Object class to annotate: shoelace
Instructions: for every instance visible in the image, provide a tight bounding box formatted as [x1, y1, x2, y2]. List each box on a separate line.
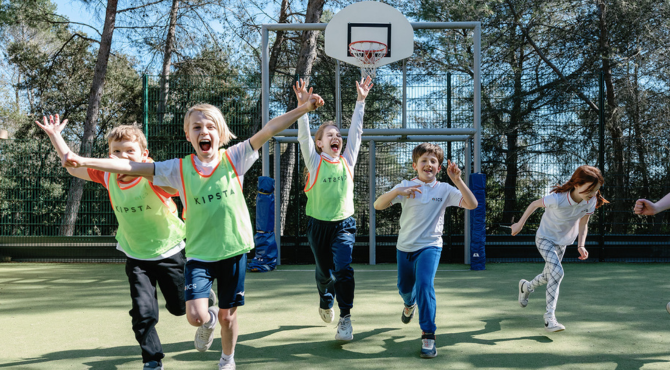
[336, 317, 352, 330]
[422, 339, 434, 349]
[198, 325, 213, 341]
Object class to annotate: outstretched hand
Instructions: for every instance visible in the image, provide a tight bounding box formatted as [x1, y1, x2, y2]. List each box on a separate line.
[634, 199, 658, 216]
[292, 78, 324, 112]
[446, 159, 462, 183]
[356, 76, 374, 101]
[35, 114, 68, 136]
[62, 151, 84, 168]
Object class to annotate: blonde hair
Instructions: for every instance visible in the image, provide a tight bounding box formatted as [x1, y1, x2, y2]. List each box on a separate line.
[183, 103, 236, 146]
[106, 124, 147, 151]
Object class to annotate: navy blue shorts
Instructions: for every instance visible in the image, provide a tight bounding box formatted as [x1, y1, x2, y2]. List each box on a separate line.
[184, 253, 247, 309]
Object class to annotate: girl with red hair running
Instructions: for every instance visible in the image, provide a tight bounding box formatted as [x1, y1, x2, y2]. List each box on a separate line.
[510, 165, 608, 332]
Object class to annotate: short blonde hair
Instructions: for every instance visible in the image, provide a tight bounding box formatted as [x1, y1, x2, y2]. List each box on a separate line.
[183, 104, 236, 147]
[107, 124, 147, 151]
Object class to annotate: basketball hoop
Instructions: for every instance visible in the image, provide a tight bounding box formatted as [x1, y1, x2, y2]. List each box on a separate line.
[348, 41, 387, 79]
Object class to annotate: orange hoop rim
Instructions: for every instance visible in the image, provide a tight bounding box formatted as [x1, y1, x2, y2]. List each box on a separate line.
[348, 40, 388, 58]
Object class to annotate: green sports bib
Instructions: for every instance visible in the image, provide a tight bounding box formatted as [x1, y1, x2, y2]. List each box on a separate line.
[108, 175, 185, 259]
[305, 157, 355, 221]
[180, 149, 254, 261]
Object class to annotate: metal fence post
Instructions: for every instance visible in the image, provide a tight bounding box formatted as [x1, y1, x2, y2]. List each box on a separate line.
[142, 74, 148, 139]
[336, 61, 342, 128]
[369, 140, 376, 265]
[402, 60, 407, 129]
[599, 70, 605, 261]
[464, 138, 471, 264]
[447, 72, 452, 160]
[274, 140, 281, 265]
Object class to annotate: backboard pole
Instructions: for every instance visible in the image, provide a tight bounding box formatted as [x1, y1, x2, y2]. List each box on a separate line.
[402, 59, 407, 129]
[336, 60, 342, 128]
[464, 138, 472, 264]
[274, 140, 281, 265]
[369, 140, 376, 265]
[262, 25, 270, 177]
[474, 23, 482, 173]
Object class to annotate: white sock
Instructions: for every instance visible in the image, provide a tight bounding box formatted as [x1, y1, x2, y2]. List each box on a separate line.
[204, 310, 217, 329]
[221, 351, 235, 363]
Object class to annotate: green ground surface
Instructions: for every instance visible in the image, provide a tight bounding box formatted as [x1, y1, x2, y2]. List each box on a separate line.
[1, 263, 669, 370]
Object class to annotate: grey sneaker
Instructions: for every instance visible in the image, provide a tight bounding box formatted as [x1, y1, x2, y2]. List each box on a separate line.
[194, 306, 219, 352]
[218, 359, 235, 370]
[518, 279, 531, 308]
[401, 303, 417, 324]
[335, 315, 353, 341]
[319, 307, 334, 323]
[420, 332, 437, 358]
[143, 361, 164, 369]
[544, 314, 565, 332]
[209, 289, 218, 307]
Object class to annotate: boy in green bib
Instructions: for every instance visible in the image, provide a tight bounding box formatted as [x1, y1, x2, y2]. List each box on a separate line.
[62, 83, 324, 370]
[36, 117, 205, 370]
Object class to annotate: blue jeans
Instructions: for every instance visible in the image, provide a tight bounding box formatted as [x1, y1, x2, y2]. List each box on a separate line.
[307, 216, 356, 314]
[397, 246, 441, 333]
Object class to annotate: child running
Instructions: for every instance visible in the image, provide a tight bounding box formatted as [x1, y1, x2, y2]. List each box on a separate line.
[373, 143, 477, 358]
[634, 193, 670, 313]
[296, 76, 372, 341]
[511, 165, 608, 332]
[35, 116, 207, 370]
[63, 82, 324, 370]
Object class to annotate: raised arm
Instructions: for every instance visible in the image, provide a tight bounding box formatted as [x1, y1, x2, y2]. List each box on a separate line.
[63, 152, 155, 179]
[635, 193, 670, 215]
[446, 160, 478, 210]
[343, 77, 373, 167]
[510, 198, 545, 236]
[576, 214, 590, 260]
[249, 79, 324, 151]
[35, 114, 91, 181]
[374, 185, 422, 210]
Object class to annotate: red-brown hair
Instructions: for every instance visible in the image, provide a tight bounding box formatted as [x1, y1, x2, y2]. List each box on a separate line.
[551, 165, 609, 208]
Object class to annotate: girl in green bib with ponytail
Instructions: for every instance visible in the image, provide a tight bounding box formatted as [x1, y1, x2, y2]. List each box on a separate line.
[295, 76, 373, 341]
[63, 84, 324, 370]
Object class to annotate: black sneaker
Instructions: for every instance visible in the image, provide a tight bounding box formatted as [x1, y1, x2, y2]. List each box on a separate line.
[401, 303, 417, 324]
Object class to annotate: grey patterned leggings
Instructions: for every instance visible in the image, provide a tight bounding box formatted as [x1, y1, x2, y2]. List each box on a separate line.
[529, 237, 566, 315]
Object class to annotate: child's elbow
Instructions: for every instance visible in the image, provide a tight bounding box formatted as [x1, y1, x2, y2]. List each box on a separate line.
[466, 200, 479, 210]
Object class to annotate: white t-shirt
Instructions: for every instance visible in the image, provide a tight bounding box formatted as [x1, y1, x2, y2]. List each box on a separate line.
[298, 101, 365, 189]
[152, 140, 259, 211]
[390, 178, 464, 252]
[537, 191, 596, 246]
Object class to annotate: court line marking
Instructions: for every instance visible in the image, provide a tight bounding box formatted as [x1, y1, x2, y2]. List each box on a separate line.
[274, 269, 471, 272]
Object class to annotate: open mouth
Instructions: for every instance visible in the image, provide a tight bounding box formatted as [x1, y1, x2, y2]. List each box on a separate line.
[330, 142, 340, 152]
[199, 139, 212, 152]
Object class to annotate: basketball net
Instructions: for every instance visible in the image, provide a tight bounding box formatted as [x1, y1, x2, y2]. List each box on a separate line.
[349, 41, 387, 79]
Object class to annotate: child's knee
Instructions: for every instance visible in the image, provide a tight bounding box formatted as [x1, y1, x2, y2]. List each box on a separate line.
[218, 307, 237, 326]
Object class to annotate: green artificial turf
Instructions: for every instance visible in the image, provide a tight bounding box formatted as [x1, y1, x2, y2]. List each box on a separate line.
[1, 262, 669, 369]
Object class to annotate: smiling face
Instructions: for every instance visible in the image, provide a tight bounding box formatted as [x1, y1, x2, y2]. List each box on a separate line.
[412, 152, 441, 183]
[109, 139, 148, 163]
[315, 125, 342, 158]
[573, 181, 602, 203]
[185, 111, 221, 163]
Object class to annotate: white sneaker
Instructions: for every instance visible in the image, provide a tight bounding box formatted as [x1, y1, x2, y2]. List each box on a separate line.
[518, 279, 531, 308]
[666, 302, 670, 315]
[319, 307, 334, 323]
[209, 289, 218, 307]
[218, 359, 235, 370]
[335, 315, 353, 341]
[195, 306, 219, 352]
[544, 314, 565, 332]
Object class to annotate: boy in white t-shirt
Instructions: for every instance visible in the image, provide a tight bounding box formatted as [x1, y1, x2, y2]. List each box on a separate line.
[374, 143, 478, 358]
[511, 165, 608, 332]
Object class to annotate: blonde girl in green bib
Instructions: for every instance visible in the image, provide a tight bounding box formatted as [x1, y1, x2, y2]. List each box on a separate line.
[63, 86, 324, 370]
[295, 76, 373, 341]
[36, 118, 197, 370]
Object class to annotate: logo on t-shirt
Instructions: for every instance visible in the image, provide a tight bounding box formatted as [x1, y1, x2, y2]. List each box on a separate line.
[321, 174, 347, 184]
[432, 197, 443, 202]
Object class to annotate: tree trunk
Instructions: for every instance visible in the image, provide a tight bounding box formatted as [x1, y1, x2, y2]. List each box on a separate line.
[278, 0, 325, 235]
[158, 0, 180, 125]
[597, 0, 624, 233]
[60, 0, 118, 236]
